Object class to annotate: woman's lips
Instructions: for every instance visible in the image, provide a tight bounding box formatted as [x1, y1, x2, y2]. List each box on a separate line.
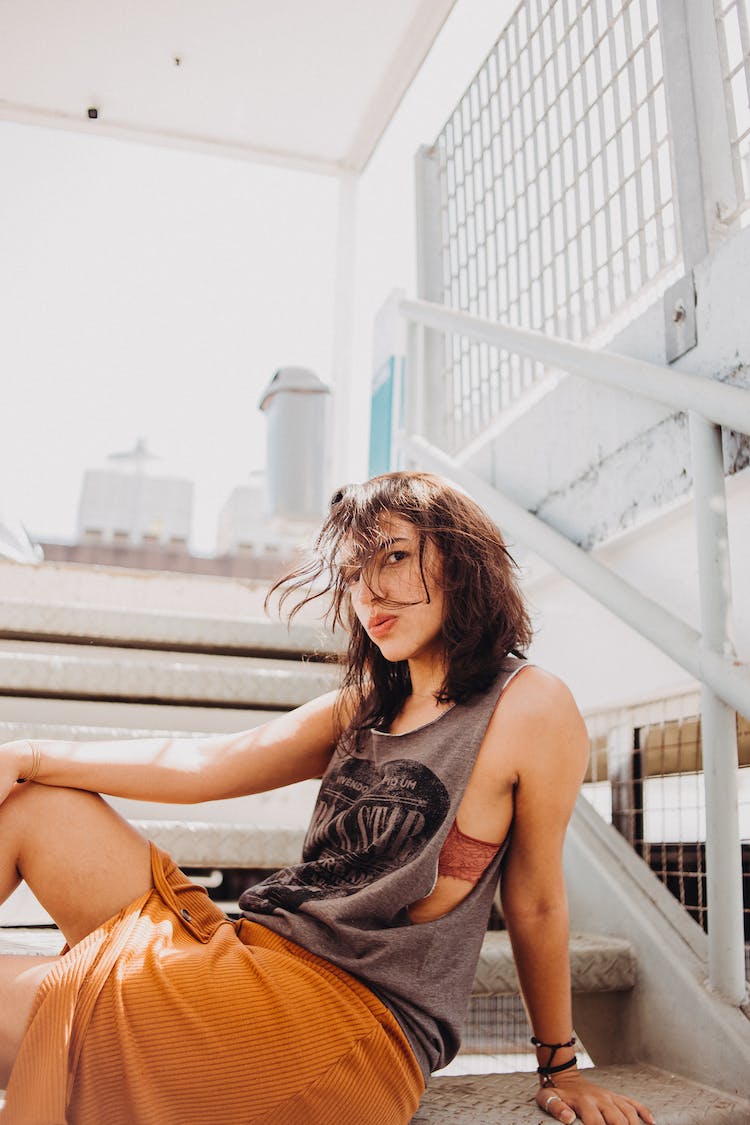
[368, 614, 397, 638]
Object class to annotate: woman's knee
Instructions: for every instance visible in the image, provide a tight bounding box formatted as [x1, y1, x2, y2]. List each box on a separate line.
[2, 784, 152, 947]
[5, 778, 101, 813]
[2, 783, 107, 851]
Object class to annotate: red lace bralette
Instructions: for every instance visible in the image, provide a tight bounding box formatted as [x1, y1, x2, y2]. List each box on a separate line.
[437, 819, 502, 884]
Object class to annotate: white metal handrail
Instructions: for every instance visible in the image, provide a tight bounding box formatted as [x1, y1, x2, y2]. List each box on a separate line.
[399, 297, 750, 436]
[398, 296, 749, 1007]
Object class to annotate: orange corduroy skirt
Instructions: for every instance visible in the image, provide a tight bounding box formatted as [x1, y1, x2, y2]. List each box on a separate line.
[2, 844, 424, 1125]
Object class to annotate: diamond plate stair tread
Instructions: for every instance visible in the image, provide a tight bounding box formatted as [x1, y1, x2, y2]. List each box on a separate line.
[475, 930, 635, 994]
[130, 819, 307, 867]
[0, 598, 341, 657]
[0, 919, 635, 1000]
[0, 639, 339, 708]
[413, 1065, 750, 1123]
[0, 716, 278, 742]
[0, 696, 279, 734]
[0, 928, 63, 956]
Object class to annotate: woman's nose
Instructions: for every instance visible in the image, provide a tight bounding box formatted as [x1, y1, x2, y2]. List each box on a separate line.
[354, 575, 380, 605]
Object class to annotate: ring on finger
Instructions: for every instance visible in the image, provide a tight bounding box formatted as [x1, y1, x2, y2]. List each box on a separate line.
[544, 1093, 562, 1112]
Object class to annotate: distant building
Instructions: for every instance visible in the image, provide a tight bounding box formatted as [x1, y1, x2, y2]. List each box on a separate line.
[39, 441, 308, 581]
[216, 471, 266, 557]
[216, 470, 315, 569]
[76, 438, 192, 552]
[31, 360, 334, 579]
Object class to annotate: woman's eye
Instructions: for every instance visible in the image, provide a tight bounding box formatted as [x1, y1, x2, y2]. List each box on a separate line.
[385, 550, 408, 565]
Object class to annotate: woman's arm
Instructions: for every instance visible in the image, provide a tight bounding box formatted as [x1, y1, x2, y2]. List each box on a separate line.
[0, 690, 341, 809]
[498, 669, 654, 1125]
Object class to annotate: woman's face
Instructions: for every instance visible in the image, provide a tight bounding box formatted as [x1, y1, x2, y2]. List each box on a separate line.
[343, 515, 446, 669]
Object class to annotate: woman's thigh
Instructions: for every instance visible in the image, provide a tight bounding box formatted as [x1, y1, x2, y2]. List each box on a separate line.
[1, 783, 152, 947]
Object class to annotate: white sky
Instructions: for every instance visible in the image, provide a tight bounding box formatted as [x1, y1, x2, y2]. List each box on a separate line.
[0, 0, 516, 553]
[0, 126, 340, 551]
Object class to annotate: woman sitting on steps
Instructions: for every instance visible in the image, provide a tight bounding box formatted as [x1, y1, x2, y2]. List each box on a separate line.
[0, 471, 654, 1124]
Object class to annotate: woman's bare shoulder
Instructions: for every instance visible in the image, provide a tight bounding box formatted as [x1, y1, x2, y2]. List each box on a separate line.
[500, 664, 583, 724]
[483, 664, 589, 775]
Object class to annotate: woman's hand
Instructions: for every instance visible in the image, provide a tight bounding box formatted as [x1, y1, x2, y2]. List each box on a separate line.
[535, 1070, 655, 1124]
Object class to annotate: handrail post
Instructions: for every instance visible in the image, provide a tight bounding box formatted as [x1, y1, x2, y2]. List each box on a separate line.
[404, 317, 425, 466]
[689, 412, 747, 1003]
[658, 0, 739, 258]
[659, 0, 746, 1001]
[414, 144, 447, 448]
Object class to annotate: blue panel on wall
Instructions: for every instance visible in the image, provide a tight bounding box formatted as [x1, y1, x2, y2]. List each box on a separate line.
[369, 357, 395, 476]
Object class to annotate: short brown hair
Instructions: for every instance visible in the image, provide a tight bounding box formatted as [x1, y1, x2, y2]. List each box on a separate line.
[269, 471, 532, 734]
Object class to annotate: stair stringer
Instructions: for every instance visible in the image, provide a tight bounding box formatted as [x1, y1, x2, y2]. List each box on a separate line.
[563, 795, 750, 1097]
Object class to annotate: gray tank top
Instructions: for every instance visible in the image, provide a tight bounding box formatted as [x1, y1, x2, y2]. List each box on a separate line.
[239, 657, 527, 1079]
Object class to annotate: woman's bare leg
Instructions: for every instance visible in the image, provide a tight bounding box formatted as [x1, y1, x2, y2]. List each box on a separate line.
[0, 782, 153, 1083]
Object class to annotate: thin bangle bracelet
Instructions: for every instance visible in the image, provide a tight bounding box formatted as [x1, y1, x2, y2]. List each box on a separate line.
[17, 744, 42, 784]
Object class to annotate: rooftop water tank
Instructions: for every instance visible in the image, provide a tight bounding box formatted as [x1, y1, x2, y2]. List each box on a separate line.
[259, 367, 331, 524]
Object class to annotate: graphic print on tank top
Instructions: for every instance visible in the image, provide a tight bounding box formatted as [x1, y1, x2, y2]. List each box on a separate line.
[239, 756, 451, 914]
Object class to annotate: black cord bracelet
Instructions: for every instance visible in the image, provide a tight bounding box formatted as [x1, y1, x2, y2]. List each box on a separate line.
[537, 1055, 578, 1078]
[537, 1057, 580, 1084]
[530, 1035, 578, 1087]
[530, 1035, 577, 1053]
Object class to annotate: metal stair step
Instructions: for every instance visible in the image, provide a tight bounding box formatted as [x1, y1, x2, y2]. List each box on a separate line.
[474, 929, 636, 994]
[131, 819, 307, 867]
[0, 921, 635, 998]
[0, 597, 340, 659]
[0, 1061, 744, 1120]
[0, 929, 63, 956]
[414, 1065, 750, 1123]
[0, 559, 295, 621]
[0, 639, 340, 709]
[0, 716, 278, 742]
[0, 695, 280, 733]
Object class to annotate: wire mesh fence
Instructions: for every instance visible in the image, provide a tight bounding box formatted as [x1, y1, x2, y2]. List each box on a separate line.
[433, 0, 683, 452]
[583, 693, 750, 977]
[458, 995, 535, 1062]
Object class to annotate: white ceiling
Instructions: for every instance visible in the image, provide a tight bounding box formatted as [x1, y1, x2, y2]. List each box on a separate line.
[0, 0, 457, 175]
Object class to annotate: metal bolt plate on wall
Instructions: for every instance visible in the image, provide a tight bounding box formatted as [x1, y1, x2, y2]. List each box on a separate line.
[664, 273, 697, 363]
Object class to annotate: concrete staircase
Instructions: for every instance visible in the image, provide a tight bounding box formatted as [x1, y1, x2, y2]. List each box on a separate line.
[1, 560, 749, 1121]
